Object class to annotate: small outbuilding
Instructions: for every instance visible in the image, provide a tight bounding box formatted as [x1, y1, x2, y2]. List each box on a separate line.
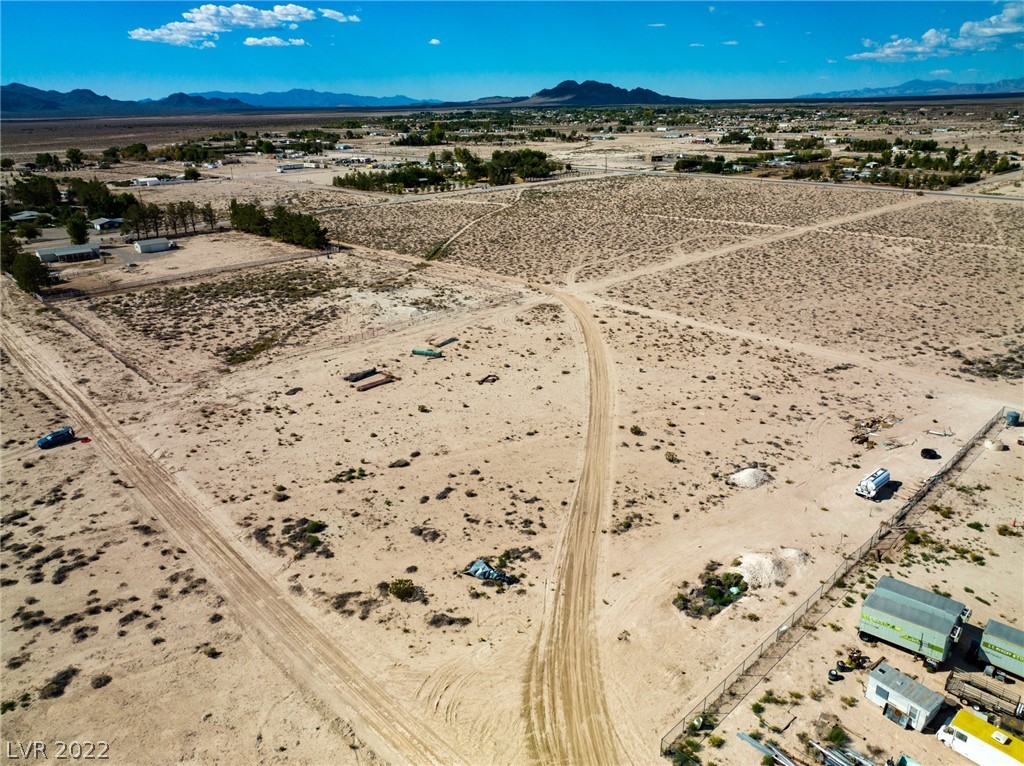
[10, 211, 41, 223]
[866, 662, 944, 731]
[981, 620, 1024, 679]
[90, 217, 123, 231]
[35, 244, 100, 264]
[134, 237, 172, 254]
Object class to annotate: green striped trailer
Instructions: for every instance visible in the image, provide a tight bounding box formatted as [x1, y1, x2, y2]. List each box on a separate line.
[981, 620, 1024, 679]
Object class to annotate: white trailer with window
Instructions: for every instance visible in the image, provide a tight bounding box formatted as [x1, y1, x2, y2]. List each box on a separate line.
[937, 710, 1024, 766]
[866, 662, 944, 731]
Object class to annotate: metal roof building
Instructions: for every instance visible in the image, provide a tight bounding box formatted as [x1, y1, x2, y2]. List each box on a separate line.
[859, 576, 969, 663]
[90, 217, 123, 231]
[35, 244, 100, 264]
[866, 662, 944, 731]
[134, 237, 171, 254]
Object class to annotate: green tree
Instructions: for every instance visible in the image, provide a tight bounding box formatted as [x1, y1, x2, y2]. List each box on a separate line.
[1, 231, 23, 273]
[165, 202, 182, 234]
[66, 212, 89, 245]
[181, 200, 199, 232]
[11, 175, 60, 208]
[201, 202, 217, 229]
[750, 136, 773, 151]
[65, 147, 84, 167]
[11, 251, 49, 293]
[121, 206, 144, 240]
[183, 167, 201, 181]
[1, 157, 14, 170]
[16, 222, 41, 240]
[144, 203, 164, 237]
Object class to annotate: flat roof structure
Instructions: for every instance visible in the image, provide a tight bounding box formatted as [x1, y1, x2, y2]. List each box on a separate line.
[35, 244, 100, 264]
[869, 576, 967, 622]
[869, 662, 945, 711]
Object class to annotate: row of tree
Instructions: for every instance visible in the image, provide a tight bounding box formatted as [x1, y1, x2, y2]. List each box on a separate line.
[120, 201, 217, 240]
[228, 200, 328, 250]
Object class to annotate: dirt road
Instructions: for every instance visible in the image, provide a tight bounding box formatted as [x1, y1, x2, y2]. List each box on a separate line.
[0, 315, 460, 766]
[523, 291, 622, 766]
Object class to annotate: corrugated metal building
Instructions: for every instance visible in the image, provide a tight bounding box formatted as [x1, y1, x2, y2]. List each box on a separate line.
[981, 620, 1024, 679]
[134, 238, 171, 254]
[866, 662, 944, 731]
[859, 576, 969, 663]
[35, 244, 100, 264]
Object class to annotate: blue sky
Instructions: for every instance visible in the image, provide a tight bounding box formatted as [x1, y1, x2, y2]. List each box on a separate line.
[1, 2, 1022, 100]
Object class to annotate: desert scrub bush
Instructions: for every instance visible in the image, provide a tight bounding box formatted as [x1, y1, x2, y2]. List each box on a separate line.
[840, 696, 858, 707]
[826, 726, 849, 747]
[629, 424, 643, 436]
[751, 702, 765, 715]
[39, 667, 79, 699]
[665, 451, 679, 463]
[998, 524, 1021, 537]
[305, 520, 327, 534]
[225, 333, 279, 365]
[90, 674, 112, 689]
[707, 735, 724, 748]
[388, 579, 417, 601]
[966, 521, 984, 532]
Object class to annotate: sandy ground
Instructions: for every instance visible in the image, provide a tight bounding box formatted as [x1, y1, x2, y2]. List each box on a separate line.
[2, 121, 1022, 766]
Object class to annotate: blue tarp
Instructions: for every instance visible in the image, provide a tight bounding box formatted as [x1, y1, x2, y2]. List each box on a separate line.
[466, 559, 514, 584]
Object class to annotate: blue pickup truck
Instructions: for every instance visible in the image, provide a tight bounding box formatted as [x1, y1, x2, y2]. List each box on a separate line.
[37, 426, 76, 449]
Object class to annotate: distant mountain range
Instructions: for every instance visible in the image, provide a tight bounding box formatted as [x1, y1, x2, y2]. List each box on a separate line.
[470, 79, 698, 107]
[798, 78, 1024, 99]
[3, 77, 1022, 118]
[190, 88, 440, 108]
[1, 82, 250, 117]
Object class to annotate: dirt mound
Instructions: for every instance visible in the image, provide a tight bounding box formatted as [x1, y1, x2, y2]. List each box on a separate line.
[728, 467, 773, 488]
[734, 548, 809, 589]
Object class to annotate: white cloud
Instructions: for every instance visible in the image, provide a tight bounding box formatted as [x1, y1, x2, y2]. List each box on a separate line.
[243, 35, 306, 46]
[826, 58, 837, 64]
[130, 3, 317, 47]
[754, 20, 764, 27]
[689, 42, 704, 47]
[708, 5, 715, 12]
[721, 40, 738, 45]
[648, 23, 666, 28]
[428, 38, 441, 45]
[319, 8, 360, 22]
[861, 38, 876, 48]
[931, 68, 952, 75]
[849, 2, 1024, 62]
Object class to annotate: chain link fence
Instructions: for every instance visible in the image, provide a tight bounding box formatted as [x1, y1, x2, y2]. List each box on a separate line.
[660, 405, 1009, 756]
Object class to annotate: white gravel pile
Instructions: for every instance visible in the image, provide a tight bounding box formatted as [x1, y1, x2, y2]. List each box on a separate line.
[728, 467, 773, 488]
[735, 548, 810, 589]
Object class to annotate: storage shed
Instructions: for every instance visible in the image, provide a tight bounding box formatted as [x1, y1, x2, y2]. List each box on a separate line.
[35, 244, 100, 264]
[134, 238, 172, 254]
[866, 662, 944, 731]
[859, 576, 969, 663]
[981, 620, 1024, 679]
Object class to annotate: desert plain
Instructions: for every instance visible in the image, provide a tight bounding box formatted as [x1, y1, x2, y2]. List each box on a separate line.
[1, 108, 1022, 766]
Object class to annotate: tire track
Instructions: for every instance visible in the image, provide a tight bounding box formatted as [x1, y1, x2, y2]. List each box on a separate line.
[524, 291, 622, 766]
[1, 318, 460, 766]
